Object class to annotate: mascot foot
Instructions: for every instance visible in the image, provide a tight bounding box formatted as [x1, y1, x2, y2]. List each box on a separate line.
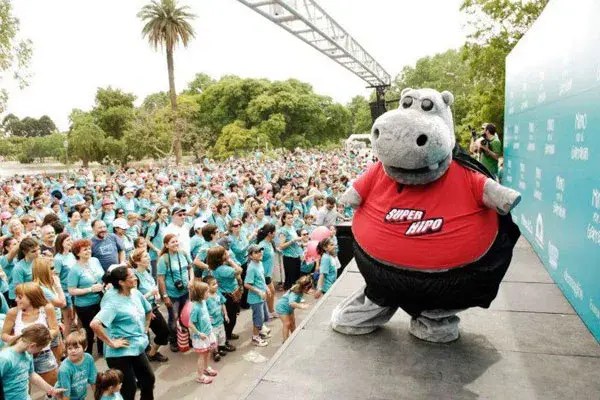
[409, 311, 461, 343]
[331, 286, 398, 335]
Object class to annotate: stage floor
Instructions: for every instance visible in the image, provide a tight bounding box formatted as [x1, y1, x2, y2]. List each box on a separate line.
[242, 238, 600, 400]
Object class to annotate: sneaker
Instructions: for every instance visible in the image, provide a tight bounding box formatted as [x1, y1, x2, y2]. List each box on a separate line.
[169, 344, 179, 353]
[212, 352, 221, 362]
[221, 343, 236, 352]
[218, 350, 227, 357]
[259, 332, 272, 339]
[269, 312, 280, 319]
[229, 333, 240, 340]
[148, 352, 169, 363]
[252, 336, 268, 347]
[261, 325, 271, 335]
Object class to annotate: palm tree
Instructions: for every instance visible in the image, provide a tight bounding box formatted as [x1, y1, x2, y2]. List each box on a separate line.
[138, 0, 196, 165]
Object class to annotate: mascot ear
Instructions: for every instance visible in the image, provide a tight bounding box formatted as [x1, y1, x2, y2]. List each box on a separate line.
[441, 91, 454, 106]
[401, 87, 413, 97]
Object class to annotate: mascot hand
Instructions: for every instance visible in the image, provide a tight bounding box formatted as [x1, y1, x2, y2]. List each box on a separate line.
[483, 178, 521, 215]
[340, 186, 362, 209]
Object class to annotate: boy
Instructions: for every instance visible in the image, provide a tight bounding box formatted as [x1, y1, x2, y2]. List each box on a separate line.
[244, 244, 271, 347]
[202, 275, 232, 361]
[56, 330, 97, 400]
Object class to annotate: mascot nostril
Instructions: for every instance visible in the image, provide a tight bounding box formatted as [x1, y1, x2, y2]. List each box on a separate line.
[334, 87, 522, 344]
[373, 128, 380, 140]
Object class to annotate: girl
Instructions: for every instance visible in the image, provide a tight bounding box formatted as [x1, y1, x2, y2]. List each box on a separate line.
[314, 237, 340, 299]
[207, 246, 240, 351]
[129, 249, 169, 363]
[256, 223, 277, 318]
[9, 238, 40, 304]
[299, 229, 316, 275]
[1, 282, 60, 385]
[276, 275, 313, 342]
[0, 324, 65, 399]
[90, 266, 154, 400]
[94, 368, 124, 400]
[54, 233, 76, 337]
[32, 257, 66, 365]
[188, 281, 218, 384]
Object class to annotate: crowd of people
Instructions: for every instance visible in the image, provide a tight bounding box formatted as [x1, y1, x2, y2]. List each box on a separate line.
[0, 149, 370, 399]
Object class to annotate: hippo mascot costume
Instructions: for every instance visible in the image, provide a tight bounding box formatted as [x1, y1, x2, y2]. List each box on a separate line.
[331, 88, 522, 343]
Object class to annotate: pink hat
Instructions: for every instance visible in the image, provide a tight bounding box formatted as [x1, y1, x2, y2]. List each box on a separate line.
[0, 211, 11, 220]
[102, 198, 115, 206]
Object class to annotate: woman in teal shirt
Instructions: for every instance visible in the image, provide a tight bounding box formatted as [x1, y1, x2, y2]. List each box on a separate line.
[157, 233, 192, 353]
[209, 202, 231, 233]
[78, 206, 95, 239]
[228, 219, 250, 307]
[129, 248, 169, 363]
[66, 210, 83, 241]
[67, 239, 105, 356]
[256, 223, 277, 317]
[54, 233, 77, 337]
[9, 238, 40, 303]
[278, 211, 303, 290]
[1, 237, 18, 305]
[90, 266, 154, 400]
[145, 206, 169, 278]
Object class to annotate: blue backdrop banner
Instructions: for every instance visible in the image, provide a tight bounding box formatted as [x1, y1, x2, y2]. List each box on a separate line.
[503, 0, 600, 342]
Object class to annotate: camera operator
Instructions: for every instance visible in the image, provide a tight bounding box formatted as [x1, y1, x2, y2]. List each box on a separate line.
[470, 123, 502, 179]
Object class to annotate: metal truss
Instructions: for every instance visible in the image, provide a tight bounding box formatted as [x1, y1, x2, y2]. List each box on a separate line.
[235, 0, 391, 88]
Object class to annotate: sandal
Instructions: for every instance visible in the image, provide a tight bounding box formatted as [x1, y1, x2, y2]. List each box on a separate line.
[196, 375, 213, 384]
[204, 367, 218, 377]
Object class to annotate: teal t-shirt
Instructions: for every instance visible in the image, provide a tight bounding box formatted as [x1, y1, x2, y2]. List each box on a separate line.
[67, 258, 105, 307]
[213, 265, 238, 295]
[134, 269, 158, 306]
[9, 259, 33, 299]
[319, 253, 339, 293]
[206, 292, 226, 327]
[94, 289, 151, 358]
[40, 285, 62, 322]
[78, 220, 94, 239]
[54, 252, 76, 293]
[0, 348, 34, 400]
[275, 290, 304, 315]
[100, 392, 124, 400]
[146, 221, 167, 261]
[244, 261, 267, 305]
[157, 252, 190, 298]
[229, 233, 249, 266]
[190, 235, 205, 260]
[56, 353, 97, 400]
[189, 301, 212, 336]
[279, 226, 302, 258]
[66, 224, 84, 241]
[0, 256, 15, 292]
[258, 240, 275, 277]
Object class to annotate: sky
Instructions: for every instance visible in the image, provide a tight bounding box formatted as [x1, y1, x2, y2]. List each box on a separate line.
[6, 0, 467, 131]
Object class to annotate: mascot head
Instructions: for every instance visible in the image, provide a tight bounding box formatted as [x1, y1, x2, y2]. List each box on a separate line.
[371, 88, 455, 185]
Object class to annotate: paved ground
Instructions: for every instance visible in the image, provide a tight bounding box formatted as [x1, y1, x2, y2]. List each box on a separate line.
[33, 289, 316, 400]
[243, 238, 600, 400]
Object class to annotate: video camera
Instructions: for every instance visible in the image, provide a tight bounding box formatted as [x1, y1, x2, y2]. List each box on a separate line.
[468, 125, 489, 147]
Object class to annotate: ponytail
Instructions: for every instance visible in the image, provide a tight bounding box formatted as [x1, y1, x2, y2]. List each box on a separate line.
[316, 237, 332, 256]
[95, 368, 124, 400]
[290, 275, 313, 294]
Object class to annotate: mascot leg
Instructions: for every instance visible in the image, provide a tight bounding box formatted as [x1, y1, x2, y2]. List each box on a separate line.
[331, 285, 398, 335]
[409, 309, 463, 343]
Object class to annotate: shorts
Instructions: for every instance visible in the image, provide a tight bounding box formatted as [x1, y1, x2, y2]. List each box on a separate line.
[265, 276, 272, 285]
[192, 331, 217, 353]
[212, 324, 226, 346]
[250, 302, 266, 328]
[33, 348, 58, 374]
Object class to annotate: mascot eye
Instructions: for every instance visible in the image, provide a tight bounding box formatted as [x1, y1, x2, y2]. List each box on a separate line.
[401, 97, 413, 109]
[421, 99, 434, 111]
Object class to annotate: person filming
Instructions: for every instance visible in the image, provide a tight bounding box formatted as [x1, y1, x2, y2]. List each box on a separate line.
[469, 123, 502, 180]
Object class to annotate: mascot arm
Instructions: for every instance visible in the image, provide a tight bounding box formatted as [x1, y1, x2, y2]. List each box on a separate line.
[341, 186, 362, 209]
[482, 178, 521, 215]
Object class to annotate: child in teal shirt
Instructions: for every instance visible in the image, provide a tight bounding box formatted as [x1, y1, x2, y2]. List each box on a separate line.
[275, 275, 313, 342]
[314, 237, 340, 299]
[94, 368, 124, 400]
[188, 281, 218, 384]
[202, 275, 229, 362]
[56, 330, 97, 400]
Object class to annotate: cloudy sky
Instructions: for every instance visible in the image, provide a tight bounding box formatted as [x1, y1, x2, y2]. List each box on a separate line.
[6, 0, 467, 130]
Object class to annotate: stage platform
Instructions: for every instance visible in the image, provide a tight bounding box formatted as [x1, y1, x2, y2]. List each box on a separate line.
[242, 238, 600, 400]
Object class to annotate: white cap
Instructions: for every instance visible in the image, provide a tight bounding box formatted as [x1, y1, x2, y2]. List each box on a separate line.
[113, 218, 130, 230]
[194, 218, 208, 231]
[123, 186, 135, 194]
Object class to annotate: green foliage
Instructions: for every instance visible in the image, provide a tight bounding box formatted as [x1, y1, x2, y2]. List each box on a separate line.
[68, 110, 107, 167]
[184, 73, 216, 95]
[347, 96, 372, 134]
[1, 113, 57, 137]
[91, 87, 136, 139]
[141, 91, 170, 112]
[0, 0, 33, 113]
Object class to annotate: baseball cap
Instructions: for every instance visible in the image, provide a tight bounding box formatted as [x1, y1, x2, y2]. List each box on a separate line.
[247, 244, 263, 254]
[0, 211, 11, 220]
[123, 187, 135, 194]
[194, 218, 207, 231]
[101, 198, 115, 206]
[171, 207, 186, 216]
[64, 184, 75, 190]
[216, 237, 232, 250]
[112, 218, 129, 230]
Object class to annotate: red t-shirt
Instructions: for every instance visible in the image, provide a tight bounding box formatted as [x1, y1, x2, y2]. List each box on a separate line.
[352, 161, 498, 270]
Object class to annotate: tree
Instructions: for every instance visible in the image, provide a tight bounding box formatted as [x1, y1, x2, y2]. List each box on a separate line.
[1, 114, 57, 137]
[184, 72, 215, 95]
[91, 87, 136, 139]
[141, 91, 170, 112]
[347, 96, 373, 134]
[138, 0, 196, 165]
[68, 110, 107, 167]
[0, 0, 33, 113]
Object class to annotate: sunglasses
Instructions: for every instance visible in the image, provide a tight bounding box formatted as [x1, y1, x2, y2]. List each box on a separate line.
[301, 233, 308, 236]
[117, 211, 125, 215]
[232, 224, 241, 228]
[26, 220, 35, 224]
[176, 213, 186, 217]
